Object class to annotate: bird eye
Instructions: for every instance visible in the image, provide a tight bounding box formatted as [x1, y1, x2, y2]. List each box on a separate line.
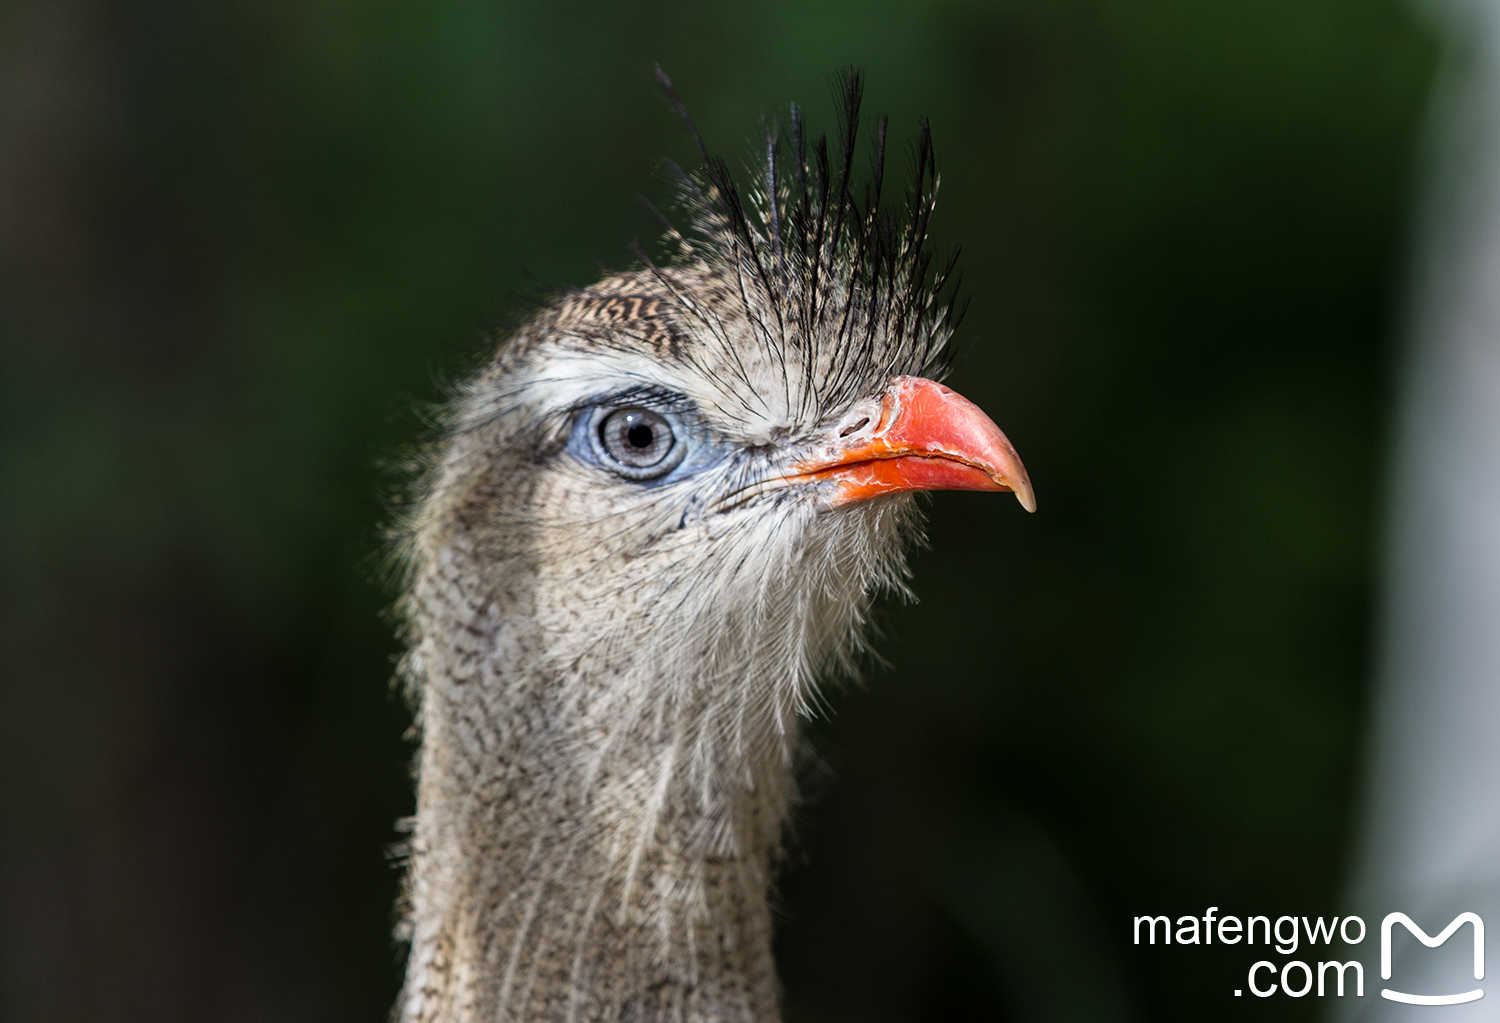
[590, 407, 687, 480]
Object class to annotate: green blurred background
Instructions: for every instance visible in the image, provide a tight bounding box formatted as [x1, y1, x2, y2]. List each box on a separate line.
[0, 1, 1446, 1020]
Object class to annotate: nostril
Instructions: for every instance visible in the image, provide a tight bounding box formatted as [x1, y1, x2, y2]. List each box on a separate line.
[839, 416, 870, 437]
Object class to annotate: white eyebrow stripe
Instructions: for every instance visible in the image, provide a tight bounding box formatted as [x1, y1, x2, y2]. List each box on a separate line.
[522, 353, 789, 443]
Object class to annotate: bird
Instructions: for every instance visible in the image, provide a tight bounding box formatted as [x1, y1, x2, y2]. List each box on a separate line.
[390, 70, 1035, 1023]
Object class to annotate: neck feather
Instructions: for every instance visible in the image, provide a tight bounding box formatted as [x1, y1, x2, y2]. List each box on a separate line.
[397, 538, 798, 1023]
[396, 490, 916, 1023]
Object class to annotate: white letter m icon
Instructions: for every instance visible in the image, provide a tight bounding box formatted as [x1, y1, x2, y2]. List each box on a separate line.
[1381, 912, 1485, 1005]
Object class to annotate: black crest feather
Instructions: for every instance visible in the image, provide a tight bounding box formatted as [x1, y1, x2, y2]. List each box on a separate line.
[647, 67, 964, 422]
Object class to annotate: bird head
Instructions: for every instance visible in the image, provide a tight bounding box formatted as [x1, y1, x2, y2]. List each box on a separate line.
[403, 72, 1033, 764]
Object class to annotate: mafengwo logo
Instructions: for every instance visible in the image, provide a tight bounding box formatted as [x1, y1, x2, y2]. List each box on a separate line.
[1134, 908, 1484, 1004]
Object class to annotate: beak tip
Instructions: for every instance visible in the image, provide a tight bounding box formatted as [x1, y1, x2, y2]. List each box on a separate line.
[1011, 480, 1037, 513]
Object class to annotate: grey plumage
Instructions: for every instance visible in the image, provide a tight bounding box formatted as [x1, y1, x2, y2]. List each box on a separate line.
[391, 71, 1033, 1023]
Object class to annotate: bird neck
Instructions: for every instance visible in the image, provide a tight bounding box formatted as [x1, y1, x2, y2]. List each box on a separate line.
[398, 542, 795, 1023]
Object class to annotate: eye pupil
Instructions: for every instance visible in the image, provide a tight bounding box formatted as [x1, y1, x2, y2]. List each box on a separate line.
[626, 423, 654, 449]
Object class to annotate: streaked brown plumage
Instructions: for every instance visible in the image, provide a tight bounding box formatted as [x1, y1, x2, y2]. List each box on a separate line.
[391, 71, 1033, 1023]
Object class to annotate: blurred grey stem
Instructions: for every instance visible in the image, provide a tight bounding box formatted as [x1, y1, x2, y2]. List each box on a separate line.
[1340, 2, 1500, 1020]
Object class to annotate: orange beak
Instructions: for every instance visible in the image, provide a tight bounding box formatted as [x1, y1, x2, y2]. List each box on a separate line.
[790, 376, 1036, 511]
